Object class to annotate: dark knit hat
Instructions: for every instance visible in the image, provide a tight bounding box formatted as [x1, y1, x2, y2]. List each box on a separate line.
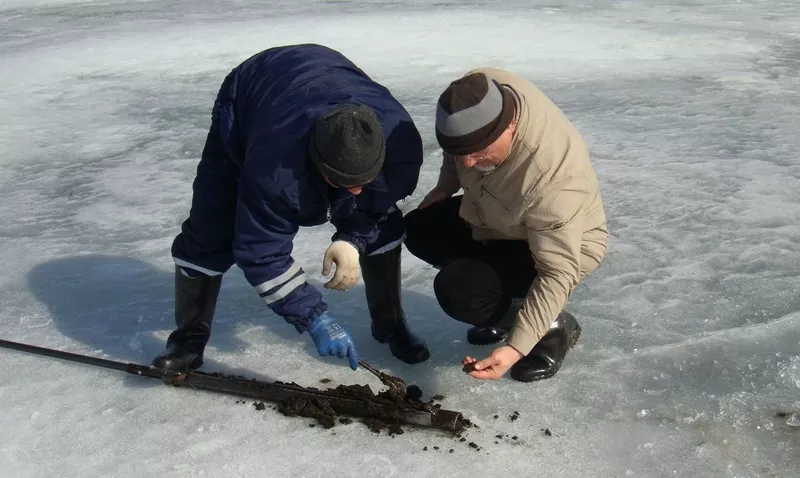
[435, 72, 515, 156]
[309, 103, 385, 186]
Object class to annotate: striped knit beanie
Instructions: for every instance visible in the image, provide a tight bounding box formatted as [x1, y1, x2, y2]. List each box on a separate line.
[435, 72, 515, 156]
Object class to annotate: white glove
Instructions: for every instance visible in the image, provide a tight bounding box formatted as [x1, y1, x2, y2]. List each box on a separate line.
[322, 240, 360, 291]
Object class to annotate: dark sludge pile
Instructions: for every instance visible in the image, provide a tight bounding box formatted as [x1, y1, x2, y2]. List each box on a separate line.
[211, 372, 559, 453]
[238, 379, 559, 454]
[224, 372, 470, 436]
[272, 382, 464, 436]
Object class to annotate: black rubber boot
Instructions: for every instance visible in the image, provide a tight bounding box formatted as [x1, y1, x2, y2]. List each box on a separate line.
[360, 246, 430, 364]
[509, 311, 581, 382]
[466, 298, 523, 345]
[151, 267, 222, 373]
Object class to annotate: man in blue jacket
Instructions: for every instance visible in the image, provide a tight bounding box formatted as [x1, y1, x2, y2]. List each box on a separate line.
[151, 44, 429, 373]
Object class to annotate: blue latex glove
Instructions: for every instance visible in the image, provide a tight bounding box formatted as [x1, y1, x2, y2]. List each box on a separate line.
[307, 311, 359, 370]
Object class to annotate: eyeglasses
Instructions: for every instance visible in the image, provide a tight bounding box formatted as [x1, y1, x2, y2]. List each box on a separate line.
[464, 147, 490, 161]
[460, 149, 490, 165]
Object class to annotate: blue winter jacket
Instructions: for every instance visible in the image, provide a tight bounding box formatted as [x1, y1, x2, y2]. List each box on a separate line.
[212, 44, 422, 332]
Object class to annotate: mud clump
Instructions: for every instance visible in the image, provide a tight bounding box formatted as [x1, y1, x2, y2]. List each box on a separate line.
[278, 396, 336, 429]
[362, 417, 405, 436]
[332, 383, 411, 407]
[250, 380, 467, 436]
[363, 418, 385, 433]
[406, 385, 423, 401]
[327, 383, 428, 435]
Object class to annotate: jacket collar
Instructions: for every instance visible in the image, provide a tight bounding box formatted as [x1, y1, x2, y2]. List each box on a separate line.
[491, 85, 532, 174]
[504, 86, 530, 163]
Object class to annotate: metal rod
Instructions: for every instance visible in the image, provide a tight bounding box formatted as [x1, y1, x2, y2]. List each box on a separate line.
[0, 338, 132, 373]
[358, 358, 407, 395]
[163, 370, 464, 432]
[164, 371, 454, 429]
[0, 338, 465, 432]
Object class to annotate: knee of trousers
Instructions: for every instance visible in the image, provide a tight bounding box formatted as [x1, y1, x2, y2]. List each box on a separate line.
[171, 233, 233, 279]
[432, 259, 506, 327]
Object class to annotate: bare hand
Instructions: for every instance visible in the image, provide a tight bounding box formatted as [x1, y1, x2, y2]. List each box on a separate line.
[461, 345, 524, 380]
[417, 188, 449, 210]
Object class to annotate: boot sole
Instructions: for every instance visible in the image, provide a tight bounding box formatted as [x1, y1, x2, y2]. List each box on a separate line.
[510, 324, 582, 383]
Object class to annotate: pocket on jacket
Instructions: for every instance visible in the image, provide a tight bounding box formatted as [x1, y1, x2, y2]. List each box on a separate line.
[476, 186, 516, 226]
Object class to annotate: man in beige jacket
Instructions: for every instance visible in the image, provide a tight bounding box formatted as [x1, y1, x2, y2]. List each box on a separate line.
[404, 68, 608, 382]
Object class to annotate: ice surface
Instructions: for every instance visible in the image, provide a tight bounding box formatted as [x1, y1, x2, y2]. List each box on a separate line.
[1, 1, 798, 477]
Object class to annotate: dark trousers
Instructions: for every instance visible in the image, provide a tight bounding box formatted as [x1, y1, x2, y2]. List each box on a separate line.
[404, 196, 536, 327]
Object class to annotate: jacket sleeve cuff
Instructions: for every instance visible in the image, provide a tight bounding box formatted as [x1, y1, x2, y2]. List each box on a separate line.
[330, 233, 366, 255]
[506, 279, 567, 356]
[288, 302, 328, 334]
[505, 323, 538, 357]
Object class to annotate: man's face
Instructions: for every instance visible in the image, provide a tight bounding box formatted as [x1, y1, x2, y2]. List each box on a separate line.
[456, 120, 517, 172]
[341, 185, 363, 195]
[322, 175, 364, 195]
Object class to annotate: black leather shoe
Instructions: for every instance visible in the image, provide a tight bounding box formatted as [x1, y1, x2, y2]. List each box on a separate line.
[466, 325, 510, 345]
[361, 246, 430, 364]
[466, 297, 523, 345]
[510, 311, 581, 382]
[150, 267, 221, 373]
